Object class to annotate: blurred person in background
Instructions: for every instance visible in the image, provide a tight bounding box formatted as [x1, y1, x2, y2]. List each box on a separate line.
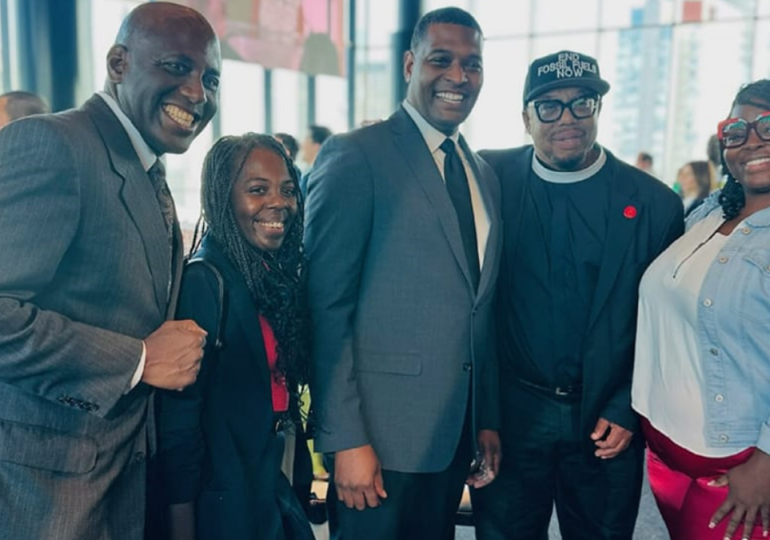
[0, 90, 49, 129]
[635, 151, 657, 177]
[275, 132, 299, 161]
[299, 124, 332, 194]
[676, 160, 718, 217]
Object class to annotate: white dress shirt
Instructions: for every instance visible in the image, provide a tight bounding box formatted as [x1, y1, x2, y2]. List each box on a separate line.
[402, 99, 491, 268]
[632, 210, 736, 456]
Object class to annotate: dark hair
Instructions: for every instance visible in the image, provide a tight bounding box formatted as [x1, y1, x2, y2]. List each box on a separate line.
[679, 160, 714, 201]
[274, 132, 299, 160]
[0, 91, 48, 120]
[192, 133, 309, 385]
[308, 125, 333, 145]
[706, 134, 721, 169]
[637, 151, 653, 165]
[410, 7, 482, 51]
[719, 79, 770, 220]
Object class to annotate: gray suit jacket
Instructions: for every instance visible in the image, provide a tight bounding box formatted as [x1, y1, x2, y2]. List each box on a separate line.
[0, 95, 183, 540]
[304, 107, 502, 474]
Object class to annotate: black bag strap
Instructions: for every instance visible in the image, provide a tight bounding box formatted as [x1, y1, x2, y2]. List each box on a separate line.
[185, 258, 227, 352]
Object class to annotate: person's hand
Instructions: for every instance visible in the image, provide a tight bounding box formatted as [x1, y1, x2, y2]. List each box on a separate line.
[590, 417, 633, 459]
[467, 429, 502, 488]
[334, 444, 387, 510]
[142, 320, 206, 390]
[708, 449, 770, 539]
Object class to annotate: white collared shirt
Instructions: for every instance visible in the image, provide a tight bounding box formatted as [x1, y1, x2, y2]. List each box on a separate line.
[402, 99, 491, 267]
[97, 91, 158, 173]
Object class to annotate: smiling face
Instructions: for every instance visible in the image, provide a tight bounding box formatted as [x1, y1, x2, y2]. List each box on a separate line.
[723, 103, 770, 197]
[404, 22, 483, 135]
[231, 147, 298, 253]
[523, 86, 600, 171]
[107, 9, 221, 155]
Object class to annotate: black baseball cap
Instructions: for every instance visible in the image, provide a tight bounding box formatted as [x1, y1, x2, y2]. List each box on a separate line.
[523, 50, 610, 107]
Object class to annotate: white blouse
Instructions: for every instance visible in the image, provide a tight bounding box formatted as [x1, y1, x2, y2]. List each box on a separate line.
[632, 210, 738, 457]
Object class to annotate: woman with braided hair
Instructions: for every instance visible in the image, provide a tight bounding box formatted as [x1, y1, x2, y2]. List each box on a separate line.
[632, 79, 770, 540]
[157, 133, 314, 540]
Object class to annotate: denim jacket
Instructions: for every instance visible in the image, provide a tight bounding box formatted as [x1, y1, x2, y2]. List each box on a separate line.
[686, 193, 770, 453]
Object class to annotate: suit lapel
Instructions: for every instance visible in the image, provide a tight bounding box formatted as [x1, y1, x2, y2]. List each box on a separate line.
[587, 153, 640, 330]
[84, 96, 171, 315]
[390, 109, 476, 290]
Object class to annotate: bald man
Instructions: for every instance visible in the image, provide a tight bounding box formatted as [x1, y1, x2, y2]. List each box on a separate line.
[0, 90, 49, 129]
[0, 3, 220, 539]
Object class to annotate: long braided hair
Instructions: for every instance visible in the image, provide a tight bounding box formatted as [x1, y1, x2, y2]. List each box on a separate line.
[719, 79, 770, 220]
[191, 133, 310, 386]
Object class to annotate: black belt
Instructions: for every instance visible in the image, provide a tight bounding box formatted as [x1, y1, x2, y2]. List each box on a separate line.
[516, 377, 583, 398]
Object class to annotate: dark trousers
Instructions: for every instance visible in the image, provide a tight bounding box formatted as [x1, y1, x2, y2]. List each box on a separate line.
[325, 426, 471, 540]
[472, 381, 643, 540]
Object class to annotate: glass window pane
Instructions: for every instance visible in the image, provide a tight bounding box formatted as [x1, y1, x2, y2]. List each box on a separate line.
[88, 0, 143, 92]
[532, 0, 599, 33]
[316, 74, 348, 133]
[165, 124, 214, 232]
[597, 27, 673, 181]
[531, 33, 598, 59]
[602, 0, 676, 27]
[663, 21, 752, 183]
[759, 0, 770, 16]
[422, 0, 471, 12]
[676, 0, 756, 22]
[219, 59, 265, 136]
[272, 68, 308, 141]
[467, 0, 530, 38]
[355, 46, 393, 126]
[356, 0, 397, 48]
[464, 38, 529, 150]
[0, 3, 4, 93]
[753, 20, 770, 78]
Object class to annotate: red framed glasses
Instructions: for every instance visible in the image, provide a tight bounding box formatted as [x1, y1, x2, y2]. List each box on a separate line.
[717, 111, 770, 148]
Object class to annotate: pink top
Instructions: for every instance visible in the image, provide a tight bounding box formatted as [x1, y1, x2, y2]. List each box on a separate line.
[258, 314, 289, 413]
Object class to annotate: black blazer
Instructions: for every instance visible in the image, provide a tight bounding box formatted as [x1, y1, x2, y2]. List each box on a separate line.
[480, 146, 684, 447]
[157, 235, 310, 540]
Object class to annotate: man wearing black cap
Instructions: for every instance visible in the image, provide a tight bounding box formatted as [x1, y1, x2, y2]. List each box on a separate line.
[471, 51, 683, 539]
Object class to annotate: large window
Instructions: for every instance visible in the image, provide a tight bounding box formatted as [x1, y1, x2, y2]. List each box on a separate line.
[412, 0, 768, 184]
[77, 0, 770, 191]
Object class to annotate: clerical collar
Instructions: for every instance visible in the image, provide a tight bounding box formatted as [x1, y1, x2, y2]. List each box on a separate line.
[531, 146, 606, 184]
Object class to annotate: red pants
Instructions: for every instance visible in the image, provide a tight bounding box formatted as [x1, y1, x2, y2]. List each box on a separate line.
[641, 418, 762, 540]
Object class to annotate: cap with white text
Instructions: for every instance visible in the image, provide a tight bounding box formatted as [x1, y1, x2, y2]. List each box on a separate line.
[523, 50, 610, 107]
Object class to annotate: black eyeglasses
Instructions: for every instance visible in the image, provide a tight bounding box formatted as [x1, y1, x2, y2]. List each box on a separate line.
[531, 95, 600, 123]
[717, 112, 770, 148]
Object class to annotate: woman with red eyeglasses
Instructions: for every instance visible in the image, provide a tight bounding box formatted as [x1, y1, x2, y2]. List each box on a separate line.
[632, 79, 770, 540]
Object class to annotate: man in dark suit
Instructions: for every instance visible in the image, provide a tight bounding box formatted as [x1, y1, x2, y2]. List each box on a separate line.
[304, 7, 502, 540]
[0, 3, 219, 539]
[471, 51, 683, 540]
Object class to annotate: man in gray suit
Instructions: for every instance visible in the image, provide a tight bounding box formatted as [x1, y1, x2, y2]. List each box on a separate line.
[0, 3, 219, 539]
[305, 7, 501, 540]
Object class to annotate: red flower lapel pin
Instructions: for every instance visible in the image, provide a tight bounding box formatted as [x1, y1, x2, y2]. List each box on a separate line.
[623, 205, 638, 219]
